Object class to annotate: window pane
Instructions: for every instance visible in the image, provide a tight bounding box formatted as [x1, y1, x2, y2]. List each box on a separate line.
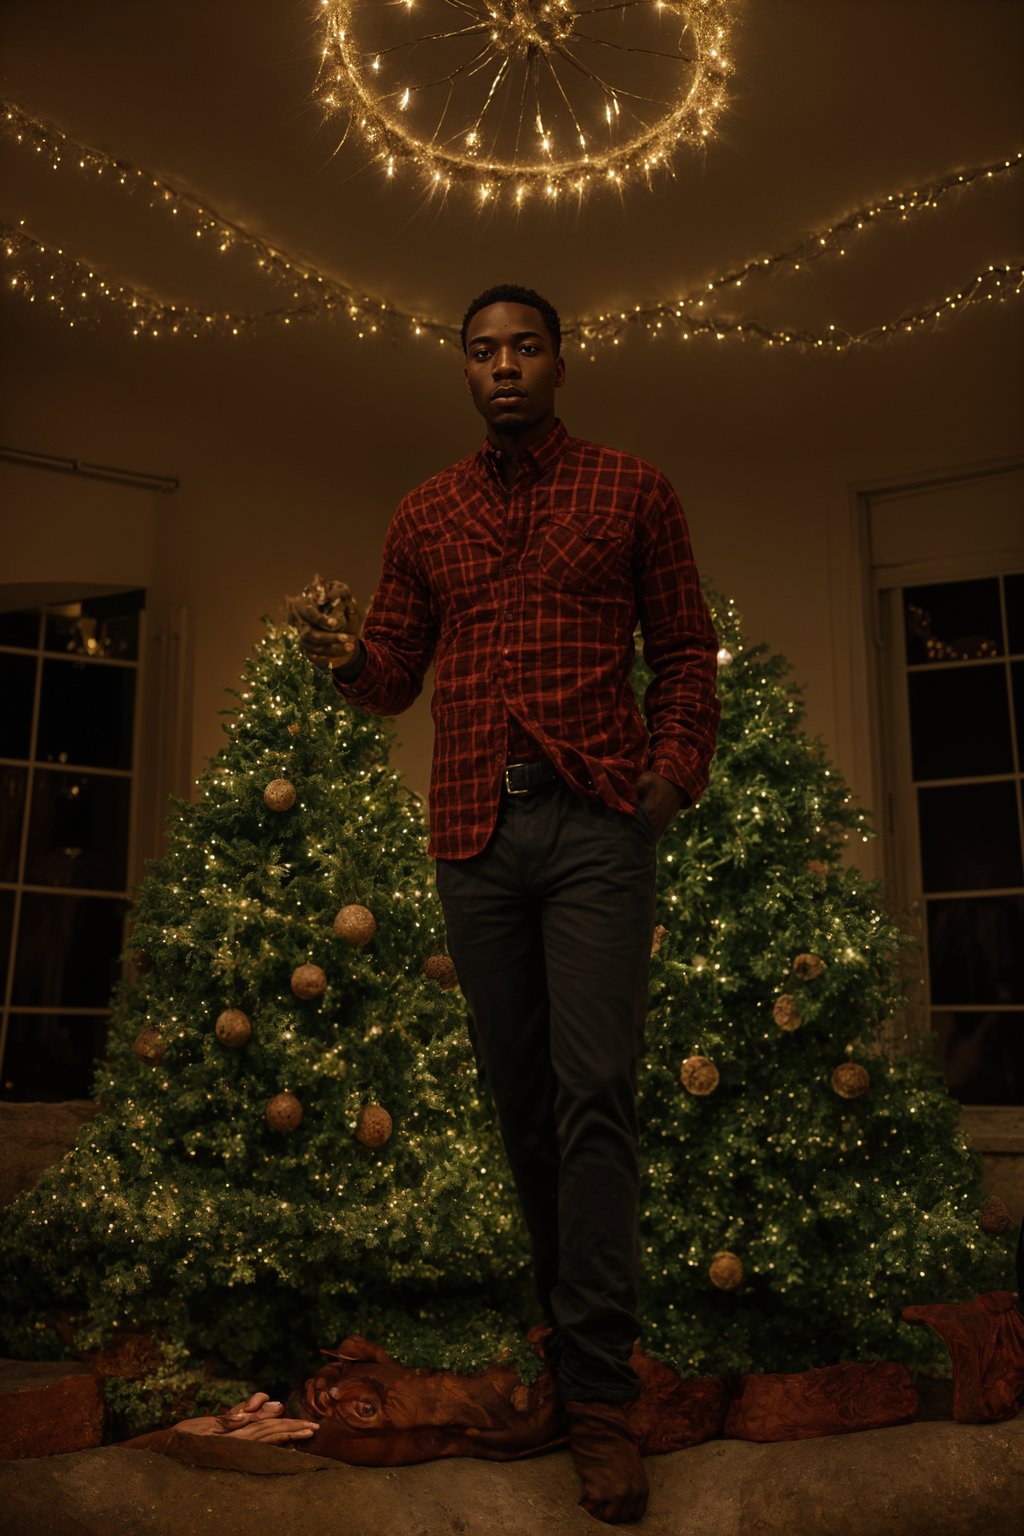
[0, 611, 41, 649]
[11, 891, 127, 1007]
[0, 766, 28, 881]
[24, 769, 131, 891]
[904, 578, 1002, 665]
[0, 888, 13, 995]
[36, 659, 136, 771]
[931, 1011, 1024, 1106]
[907, 666, 1012, 780]
[917, 781, 1023, 892]
[45, 590, 142, 662]
[1013, 661, 1024, 763]
[927, 895, 1024, 1006]
[0, 654, 37, 760]
[0, 1013, 109, 1101]
[1005, 573, 1024, 655]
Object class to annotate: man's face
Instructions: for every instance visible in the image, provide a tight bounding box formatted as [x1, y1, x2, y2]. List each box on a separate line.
[464, 302, 565, 440]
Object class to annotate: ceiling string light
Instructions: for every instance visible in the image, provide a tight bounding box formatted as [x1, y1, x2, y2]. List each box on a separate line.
[1, 100, 1020, 351]
[4, 221, 1019, 351]
[316, 0, 739, 203]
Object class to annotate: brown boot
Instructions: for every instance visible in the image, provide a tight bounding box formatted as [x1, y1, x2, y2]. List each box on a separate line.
[564, 1399, 649, 1524]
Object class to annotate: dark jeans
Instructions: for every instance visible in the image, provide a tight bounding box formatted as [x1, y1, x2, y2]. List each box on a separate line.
[435, 777, 658, 1402]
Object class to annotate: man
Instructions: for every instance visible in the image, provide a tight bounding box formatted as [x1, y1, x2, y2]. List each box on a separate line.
[298, 283, 720, 1524]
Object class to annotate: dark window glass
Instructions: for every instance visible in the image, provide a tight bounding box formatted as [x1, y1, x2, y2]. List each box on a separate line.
[36, 659, 135, 771]
[11, 892, 127, 1007]
[1005, 573, 1024, 655]
[0, 766, 28, 882]
[907, 666, 1012, 781]
[0, 888, 14, 995]
[917, 781, 1023, 892]
[931, 1011, 1024, 1106]
[0, 654, 37, 760]
[1013, 661, 1024, 763]
[904, 578, 1002, 665]
[0, 611, 41, 649]
[45, 589, 142, 662]
[24, 769, 131, 891]
[927, 895, 1024, 1006]
[0, 1013, 109, 1101]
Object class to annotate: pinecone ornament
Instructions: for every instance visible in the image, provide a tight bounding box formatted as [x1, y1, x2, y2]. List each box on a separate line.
[680, 1055, 720, 1096]
[134, 1027, 165, 1064]
[291, 963, 327, 1000]
[356, 1104, 393, 1148]
[264, 779, 296, 812]
[772, 994, 802, 1031]
[215, 1008, 252, 1047]
[792, 953, 825, 981]
[709, 1251, 744, 1290]
[333, 904, 377, 948]
[831, 1062, 870, 1099]
[979, 1195, 1012, 1235]
[422, 954, 457, 989]
[266, 1092, 303, 1131]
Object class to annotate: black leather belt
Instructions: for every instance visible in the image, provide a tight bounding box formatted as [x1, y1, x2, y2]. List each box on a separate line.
[503, 759, 561, 795]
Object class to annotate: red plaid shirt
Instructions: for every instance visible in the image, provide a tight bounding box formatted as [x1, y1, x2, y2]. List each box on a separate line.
[333, 419, 720, 858]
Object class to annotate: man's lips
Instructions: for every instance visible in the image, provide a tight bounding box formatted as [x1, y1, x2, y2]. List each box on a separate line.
[490, 388, 525, 401]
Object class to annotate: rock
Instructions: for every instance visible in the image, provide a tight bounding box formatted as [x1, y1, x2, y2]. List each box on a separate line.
[0, 1360, 104, 1459]
[0, 1101, 102, 1207]
[0, 1415, 1022, 1534]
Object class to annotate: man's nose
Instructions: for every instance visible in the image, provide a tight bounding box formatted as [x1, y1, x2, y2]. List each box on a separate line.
[492, 349, 521, 375]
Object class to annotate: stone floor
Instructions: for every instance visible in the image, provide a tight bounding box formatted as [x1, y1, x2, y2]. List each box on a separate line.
[2, 1413, 1023, 1536]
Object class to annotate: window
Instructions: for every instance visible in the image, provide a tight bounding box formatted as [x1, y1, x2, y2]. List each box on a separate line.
[0, 591, 143, 1100]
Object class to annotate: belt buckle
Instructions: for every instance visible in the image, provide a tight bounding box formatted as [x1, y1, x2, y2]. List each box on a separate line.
[504, 763, 531, 795]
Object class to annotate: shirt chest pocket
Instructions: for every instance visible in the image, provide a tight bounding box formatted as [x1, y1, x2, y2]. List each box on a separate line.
[537, 511, 633, 594]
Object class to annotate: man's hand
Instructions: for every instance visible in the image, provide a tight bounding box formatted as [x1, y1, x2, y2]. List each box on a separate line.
[287, 575, 362, 671]
[636, 770, 688, 841]
[174, 1391, 319, 1443]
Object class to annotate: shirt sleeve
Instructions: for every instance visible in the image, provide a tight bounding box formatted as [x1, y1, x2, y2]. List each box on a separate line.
[633, 471, 721, 806]
[332, 508, 438, 717]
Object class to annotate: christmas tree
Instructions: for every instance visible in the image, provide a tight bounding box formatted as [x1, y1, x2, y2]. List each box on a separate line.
[0, 598, 1012, 1430]
[635, 593, 1012, 1376]
[0, 619, 527, 1425]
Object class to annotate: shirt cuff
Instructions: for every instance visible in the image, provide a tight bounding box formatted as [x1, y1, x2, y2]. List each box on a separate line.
[649, 753, 703, 808]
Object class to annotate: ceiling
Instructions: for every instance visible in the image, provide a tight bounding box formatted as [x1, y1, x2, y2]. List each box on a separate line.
[1, 0, 1021, 343]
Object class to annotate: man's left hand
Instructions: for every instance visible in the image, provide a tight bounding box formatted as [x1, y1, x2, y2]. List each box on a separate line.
[636, 771, 688, 841]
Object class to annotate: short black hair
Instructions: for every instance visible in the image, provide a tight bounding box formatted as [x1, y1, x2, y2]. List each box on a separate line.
[460, 284, 561, 356]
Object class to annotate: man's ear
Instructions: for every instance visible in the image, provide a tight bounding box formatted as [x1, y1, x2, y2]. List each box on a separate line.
[555, 356, 566, 388]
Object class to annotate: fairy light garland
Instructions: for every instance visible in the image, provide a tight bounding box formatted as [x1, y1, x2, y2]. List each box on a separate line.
[316, 0, 738, 203]
[1, 99, 1020, 351]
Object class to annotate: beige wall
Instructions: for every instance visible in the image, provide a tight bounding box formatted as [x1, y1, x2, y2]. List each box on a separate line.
[2, 294, 1021, 887]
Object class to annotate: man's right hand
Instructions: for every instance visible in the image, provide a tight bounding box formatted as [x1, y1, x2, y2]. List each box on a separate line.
[286, 575, 363, 671]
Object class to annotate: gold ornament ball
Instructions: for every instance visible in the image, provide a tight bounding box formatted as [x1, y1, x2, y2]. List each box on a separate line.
[979, 1195, 1012, 1235]
[831, 1062, 870, 1099]
[134, 1027, 166, 1064]
[422, 953, 458, 990]
[680, 1055, 720, 1096]
[772, 994, 802, 1031]
[266, 1092, 303, 1132]
[264, 778, 297, 812]
[333, 904, 377, 948]
[650, 924, 668, 957]
[291, 963, 327, 1000]
[709, 1251, 744, 1290]
[215, 1008, 252, 1047]
[356, 1104, 393, 1148]
[792, 952, 825, 981]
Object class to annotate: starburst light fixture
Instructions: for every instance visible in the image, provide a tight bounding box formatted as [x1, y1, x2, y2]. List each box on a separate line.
[316, 0, 738, 203]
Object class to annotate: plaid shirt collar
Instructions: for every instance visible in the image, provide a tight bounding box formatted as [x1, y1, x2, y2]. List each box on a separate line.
[478, 417, 570, 487]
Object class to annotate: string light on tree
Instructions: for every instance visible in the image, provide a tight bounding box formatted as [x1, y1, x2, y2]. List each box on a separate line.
[316, 1, 738, 203]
